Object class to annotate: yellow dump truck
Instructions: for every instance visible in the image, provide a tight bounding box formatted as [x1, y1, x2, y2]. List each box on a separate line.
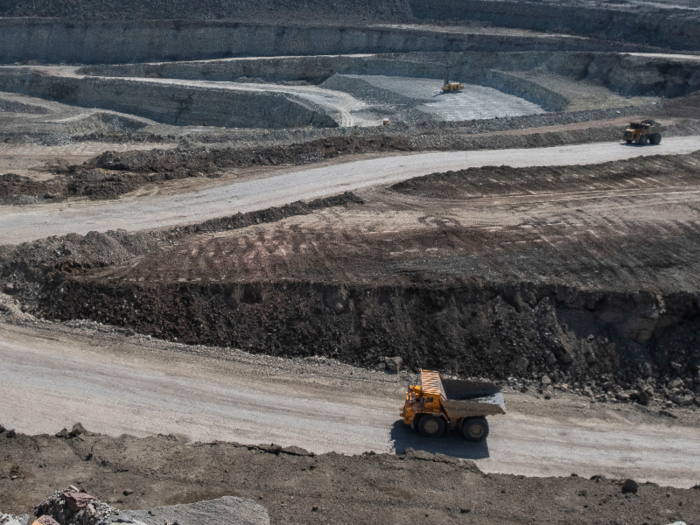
[623, 120, 662, 145]
[400, 370, 506, 442]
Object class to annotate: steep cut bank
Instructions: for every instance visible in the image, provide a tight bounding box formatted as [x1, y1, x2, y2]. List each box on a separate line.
[2, 0, 699, 50]
[37, 277, 700, 391]
[0, 0, 414, 22]
[410, 0, 700, 51]
[3, 152, 697, 402]
[0, 20, 636, 66]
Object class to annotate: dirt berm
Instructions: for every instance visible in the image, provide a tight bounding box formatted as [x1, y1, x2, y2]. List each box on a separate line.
[2, 153, 700, 401]
[1, 426, 699, 524]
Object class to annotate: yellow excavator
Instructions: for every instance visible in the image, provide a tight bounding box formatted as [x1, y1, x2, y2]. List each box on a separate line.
[442, 64, 464, 93]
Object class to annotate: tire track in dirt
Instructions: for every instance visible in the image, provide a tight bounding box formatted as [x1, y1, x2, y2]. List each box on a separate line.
[0, 137, 698, 244]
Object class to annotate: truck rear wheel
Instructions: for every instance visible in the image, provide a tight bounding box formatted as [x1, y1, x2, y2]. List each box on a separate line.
[650, 133, 662, 145]
[462, 417, 490, 442]
[417, 415, 445, 438]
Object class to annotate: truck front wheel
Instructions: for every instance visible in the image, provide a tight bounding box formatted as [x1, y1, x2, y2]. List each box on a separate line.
[417, 415, 445, 437]
[462, 417, 490, 442]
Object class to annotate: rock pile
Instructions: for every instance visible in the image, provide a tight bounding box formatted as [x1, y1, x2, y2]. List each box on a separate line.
[30, 488, 270, 525]
[34, 489, 115, 525]
[0, 514, 30, 525]
[502, 367, 700, 409]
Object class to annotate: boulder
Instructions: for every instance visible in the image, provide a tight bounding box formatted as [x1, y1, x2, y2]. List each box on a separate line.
[557, 351, 574, 364]
[384, 356, 403, 373]
[621, 479, 639, 494]
[635, 389, 650, 406]
[670, 394, 695, 406]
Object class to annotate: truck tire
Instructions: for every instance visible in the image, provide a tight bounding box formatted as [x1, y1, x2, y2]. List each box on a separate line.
[638, 135, 649, 146]
[417, 415, 445, 438]
[650, 133, 662, 145]
[462, 417, 489, 442]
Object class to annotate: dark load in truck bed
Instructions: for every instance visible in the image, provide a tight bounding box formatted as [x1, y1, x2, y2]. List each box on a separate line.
[441, 379, 501, 401]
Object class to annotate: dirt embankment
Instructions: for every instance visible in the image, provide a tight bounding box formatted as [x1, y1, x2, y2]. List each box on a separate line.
[1, 152, 697, 403]
[6, 114, 697, 206]
[0, 136, 412, 204]
[391, 148, 700, 198]
[1, 427, 699, 525]
[0, 192, 362, 303]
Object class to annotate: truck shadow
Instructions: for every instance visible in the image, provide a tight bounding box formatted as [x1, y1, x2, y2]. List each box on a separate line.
[389, 420, 490, 460]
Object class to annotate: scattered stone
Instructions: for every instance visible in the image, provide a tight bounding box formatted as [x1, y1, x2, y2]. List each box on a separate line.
[557, 351, 574, 364]
[69, 423, 86, 437]
[122, 489, 134, 496]
[668, 378, 684, 389]
[621, 479, 639, 494]
[280, 446, 314, 457]
[635, 389, 650, 406]
[34, 517, 60, 525]
[384, 356, 403, 373]
[541, 375, 551, 386]
[670, 394, 695, 406]
[512, 357, 529, 374]
[6, 429, 16, 438]
[34, 488, 114, 525]
[0, 513, 30, 525]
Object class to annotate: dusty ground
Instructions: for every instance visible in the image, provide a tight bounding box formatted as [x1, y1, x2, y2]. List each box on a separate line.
[1, 427, 699, 525]
[17, 149, 699, 384]
[0, 320, 699, 524]
[1, 137, 699, 243]
[1, 319, 698, 488]
[0, 6, 699, 521]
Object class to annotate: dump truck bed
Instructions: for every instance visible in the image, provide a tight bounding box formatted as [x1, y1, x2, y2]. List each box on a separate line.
[420, 370, 506, 419]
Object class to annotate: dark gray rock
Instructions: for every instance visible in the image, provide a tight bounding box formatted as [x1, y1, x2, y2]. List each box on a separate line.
[621, 479, 639, 494]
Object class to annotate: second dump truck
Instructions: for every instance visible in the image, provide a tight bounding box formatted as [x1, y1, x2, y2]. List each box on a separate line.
[401, 370, 506, 442]
[623, 120, 663, 145]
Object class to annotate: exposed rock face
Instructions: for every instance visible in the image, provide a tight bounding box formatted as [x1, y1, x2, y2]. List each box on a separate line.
[410, 0, 700, 51]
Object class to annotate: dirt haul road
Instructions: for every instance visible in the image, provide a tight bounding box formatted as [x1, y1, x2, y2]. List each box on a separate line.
[1, 137, 699, 245]
[1, 323, 699, 489]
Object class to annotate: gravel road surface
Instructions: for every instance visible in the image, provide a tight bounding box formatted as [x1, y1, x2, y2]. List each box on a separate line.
[1, 323, 698, 489]
[1, 137, 698, 244]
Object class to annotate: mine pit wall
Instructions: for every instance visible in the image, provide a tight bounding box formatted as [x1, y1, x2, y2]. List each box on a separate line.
[0, 70, 337, 128]
[80, 51, 700, 105]
[410, 0, 700, 52]
[39, 279, 700, 385]
[0, 19, 649, 66]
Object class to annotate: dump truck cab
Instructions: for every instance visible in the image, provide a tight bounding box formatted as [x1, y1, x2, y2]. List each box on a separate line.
[401, 370, 506, 442]
[623, 120, 662, 145]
